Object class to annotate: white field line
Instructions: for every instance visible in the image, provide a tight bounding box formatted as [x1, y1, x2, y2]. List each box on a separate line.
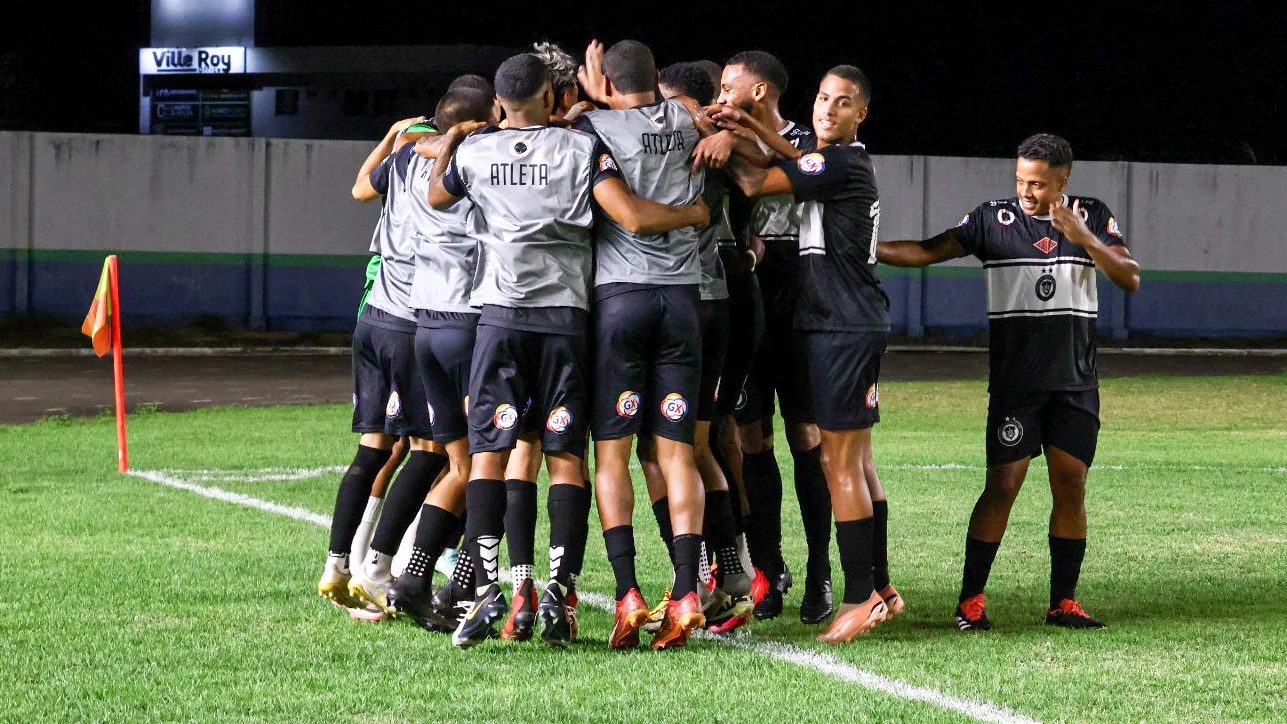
[127, 466, 1041, 724]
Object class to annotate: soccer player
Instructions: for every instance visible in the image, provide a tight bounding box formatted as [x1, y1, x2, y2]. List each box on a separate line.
[875, 133, 1140, 631]
[701, 50, 834, 625]
[715, 65, 896, 642]
[427, 53, 708, 649]
[317, 115, 452, 615]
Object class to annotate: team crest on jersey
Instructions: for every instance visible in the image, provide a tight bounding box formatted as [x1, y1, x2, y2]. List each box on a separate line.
[1107, 216, 1123, 237]
[660, 393, 689, 422]
[493, 403, 519, 430]
[1033, 237, 1058, 254]
[997, 208, 1016, 226]
[546, 406, 572, 433]
[797, 153, 826, 176]
[427, 402, 435, 426]
[599, 153, 617, 172]
[1078, 205, 1089, 222]
[997, 417, 1024, 447]
[385, 391, 402, 417]
[865, 384, 880, 409]
[616, 391, 641, 418]
[510, 139, 533, 158]
[1035, 273, 1057, 301]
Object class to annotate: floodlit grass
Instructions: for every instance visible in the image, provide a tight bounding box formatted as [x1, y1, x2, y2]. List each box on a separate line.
[1, 375, 1284, 722]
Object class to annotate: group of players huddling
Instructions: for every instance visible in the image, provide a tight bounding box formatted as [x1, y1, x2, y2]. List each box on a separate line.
[315, 39, 1142, 650]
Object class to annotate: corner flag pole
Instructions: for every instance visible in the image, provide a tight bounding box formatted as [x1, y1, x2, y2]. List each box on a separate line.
[108, 255, 129, 473]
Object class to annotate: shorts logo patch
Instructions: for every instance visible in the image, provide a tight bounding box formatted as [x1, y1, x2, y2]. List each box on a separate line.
[1035, 273, 1057, 301]
[660, 393, 689, 422]
[427, 402, 436, 426]
[599, 153, 617, 172]
[797, 152, 826, 175]
[1107, 216, 1123, 238]
[546, 406, 572, 433]
[865, 383, 880, 409]
[616, 391, 641, 418]
[997, 208, 1016, 226]
[385, 391, 402, 417]
[493, 403, 519, 430]
[997, 417, 1024, 447]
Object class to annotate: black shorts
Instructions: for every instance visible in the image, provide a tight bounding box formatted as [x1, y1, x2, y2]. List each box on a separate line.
[986, 388, 1100, 468]
[803, 330, 886, 431]
[591, 285, 702, 445]
[736, 243, 814, 426]
[351, 307, 433, 438]
[717, 271, 764, 418]
[414, 311, 478, 444]
[467, 313, 589, 458]
[698, 299, 731, 421]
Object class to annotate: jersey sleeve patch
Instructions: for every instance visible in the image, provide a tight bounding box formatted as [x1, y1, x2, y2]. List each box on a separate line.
[797, 152, 826, 175]
[599, 153, 617, 172]
[1107, 216, 1123, 237]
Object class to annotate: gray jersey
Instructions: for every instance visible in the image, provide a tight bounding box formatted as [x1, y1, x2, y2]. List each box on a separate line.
[443, 125, 607, 311]
[579, 100, 704, 286]
[364, 143, 422, 322]
[698, 171, 731, 301]
[406, 155, 479, 314]
[747, 120, 817, 243]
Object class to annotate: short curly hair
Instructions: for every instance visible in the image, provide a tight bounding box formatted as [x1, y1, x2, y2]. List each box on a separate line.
[531, 41, 578, 94]
[659, 62, 715, 105]
[1017, 133, 1074, 169]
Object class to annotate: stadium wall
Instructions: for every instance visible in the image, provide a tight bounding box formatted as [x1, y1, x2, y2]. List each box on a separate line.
[2, 132, 1284, 338]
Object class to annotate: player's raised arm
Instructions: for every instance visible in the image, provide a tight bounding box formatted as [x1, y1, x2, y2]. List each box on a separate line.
[1049, 199, 1141, 293]
[724, 155, 795, 198]
[876, 232, 970, 267]
[352, 115, 426, 201]
[593, 177, 710, 234]
[426, 121, 486, 210]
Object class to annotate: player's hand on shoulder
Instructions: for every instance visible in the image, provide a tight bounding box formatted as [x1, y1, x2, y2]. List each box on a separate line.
[691, 131, 736, 172]
[1049, 198, 1094, 246]
[445, 120, 487, 143]
[563, 101, 598, 123]
[413, 134, 443, 159]
[390, 115, 428, 135]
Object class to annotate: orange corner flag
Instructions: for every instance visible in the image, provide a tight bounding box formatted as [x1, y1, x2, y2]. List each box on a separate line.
[81, 258, 112, 357]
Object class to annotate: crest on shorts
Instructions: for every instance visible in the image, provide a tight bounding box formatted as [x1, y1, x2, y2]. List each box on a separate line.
[547, 406, 572, 433]
[660, 393, 689, 422]
[385, 391, 402, 417]
[997, 417, 1024, 447]
[493, 403, 519, 430]
[427, 402, 436, 426]
[865, 384, 879, 409]
[797, 152, 826, 176]
[1035, 273, 1057, 301]
[616, 391, 640, 418]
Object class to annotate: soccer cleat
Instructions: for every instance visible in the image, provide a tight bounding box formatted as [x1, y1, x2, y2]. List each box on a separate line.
[499, 577, 538, 641]
[816, 591, 889, 643]
[1046, 599, 1105, 629]
[879, 583, 905, 618]
[955, 593, 992, 631]
[451, 583, 507, 649]
[537, 583, 574, 648]
[566, 589, 580, 642]
[705, 589, 754, 635]
[318, 555, 362, 609]
[386, 576, 436, 624]
[753, 563, 792, 620]
[346, 601, 386, 622]
[799, 578, 834, 625]
[750, 567, 770, 606]
[609, 588, 650, 650]
[644, 588, 671, 633]
[348, 569, 394, 615]
[417, 579, 474, 633]
[434, 547, 459, 579]
[650, 591, 706, 650]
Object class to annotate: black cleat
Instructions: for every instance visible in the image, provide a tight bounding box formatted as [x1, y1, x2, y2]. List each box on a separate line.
[404, 579, 471, 633]
[537, 583, 573, 648]
[799, 578, 834, 625]
[955, 593, 992, 631]
[386, 575, 436, 624]
[753, 563, 792, 621]
[1046, 599, 1105, 629]
[451, 583, 507, 649]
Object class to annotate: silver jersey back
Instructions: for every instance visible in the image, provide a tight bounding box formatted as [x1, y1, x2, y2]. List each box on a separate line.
[451, 126, 596, 310]
[365, 149, 419, 321]
[583, 100, 703, 286]
[407, 156, 479, 314]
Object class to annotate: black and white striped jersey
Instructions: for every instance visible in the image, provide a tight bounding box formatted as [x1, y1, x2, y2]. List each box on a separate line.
[950, 195, 1126, 393]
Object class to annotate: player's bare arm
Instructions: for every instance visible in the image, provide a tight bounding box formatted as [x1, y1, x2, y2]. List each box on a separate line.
[352, 115, 427, 201]
[876, 232, 970, 267]
[426, 121, 486, 210]
[576, 39, 610, 104]
[705, 104, 802, 161]
[725, 155, 795, 198]
[593, 177, 710, 234]
[1049, 199, 1142, 292]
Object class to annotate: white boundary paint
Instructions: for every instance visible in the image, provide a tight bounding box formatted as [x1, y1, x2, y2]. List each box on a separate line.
[127, 465, 1041, 724]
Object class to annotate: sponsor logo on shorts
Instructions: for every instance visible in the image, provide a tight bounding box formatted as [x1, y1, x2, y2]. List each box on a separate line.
[546, 406, 572, 433]
[997, 208, 1016, 226]
[997, 417, 1024, 447]
[865, 383, 880, 409]
[797, 152, 826, 175]
[427, 402, 436, 426]
[385, 391, 402, 417]
[1035, 273, 1057, 301]
[660, 393, 689, 422]
[616, 391, 640, 418]
[493, 403, 519, 430]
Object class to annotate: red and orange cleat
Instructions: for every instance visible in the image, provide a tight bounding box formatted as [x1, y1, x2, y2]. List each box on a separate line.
[609, 588, 650, 650]
[878, 583, 905, 618]
[650, 591, 707, 650]
[816, 591, 888, 643]
[1046, 599, 1105, 629]
[499, 577, 537, 641]
[955, 593, 991, 631]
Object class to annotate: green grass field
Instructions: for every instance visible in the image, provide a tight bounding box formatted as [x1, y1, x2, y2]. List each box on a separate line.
[2, 375, 1285, 722]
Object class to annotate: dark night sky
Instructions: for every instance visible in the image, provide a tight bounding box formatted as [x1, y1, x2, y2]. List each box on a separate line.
[4, 1, 1285, 164]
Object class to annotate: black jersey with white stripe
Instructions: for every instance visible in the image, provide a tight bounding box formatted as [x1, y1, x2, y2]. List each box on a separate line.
[950, 195, 1126, 393]
[776, 141, 888, 333]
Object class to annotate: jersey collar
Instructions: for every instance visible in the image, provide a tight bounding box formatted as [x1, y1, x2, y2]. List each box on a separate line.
[1031, 194, 1069, 221]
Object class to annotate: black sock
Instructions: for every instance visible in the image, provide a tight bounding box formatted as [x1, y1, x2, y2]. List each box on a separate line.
[743, 448, 784, 574]
[547, 484, 590, 587]
[400, 504, 460, 595]
[792, 445, 832, 581]
[445, 513, 465, 550]
[464, 479, 506, 591]
[327, 445, 393, 555]
[369, 450, 447, 555]
[835, 517, 875, 605]
[503, 479, 538, 570]
[449, 547, 474, 590]
[1049, 535, 1087, 609]
[704, 490, 741, 583]
[603, 525, 639, 600]
[671, 533, 703, 599]
[651, 497, 676, 563]
[959, 536, 1001, 603]
[570, 482, 591, 581]
[872, 500, 890, 590]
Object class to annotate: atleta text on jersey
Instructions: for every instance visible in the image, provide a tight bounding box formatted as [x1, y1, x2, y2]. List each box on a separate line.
[952, 196, 1126, 393]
